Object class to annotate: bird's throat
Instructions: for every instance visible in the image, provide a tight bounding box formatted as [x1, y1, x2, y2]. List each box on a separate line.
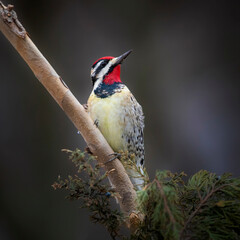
[102, 65, 121, 85]
[103, 74, 121, 85]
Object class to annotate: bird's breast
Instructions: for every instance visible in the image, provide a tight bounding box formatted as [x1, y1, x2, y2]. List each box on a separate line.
[87, 87, 132, 152]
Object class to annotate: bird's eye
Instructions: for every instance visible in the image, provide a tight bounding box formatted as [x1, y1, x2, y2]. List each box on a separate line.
[100, 62, 107, 68]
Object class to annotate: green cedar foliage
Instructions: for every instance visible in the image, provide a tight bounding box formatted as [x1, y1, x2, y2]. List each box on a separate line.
[52, 149, 124, 239]
[53, 149, 240, 240]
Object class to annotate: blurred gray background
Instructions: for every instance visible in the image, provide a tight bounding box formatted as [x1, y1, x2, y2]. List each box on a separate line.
[0, 0, 239, 239]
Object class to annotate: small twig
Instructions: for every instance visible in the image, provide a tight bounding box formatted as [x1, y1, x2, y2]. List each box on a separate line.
[154, 179, 176, 224]
[197, 189, 203, 202]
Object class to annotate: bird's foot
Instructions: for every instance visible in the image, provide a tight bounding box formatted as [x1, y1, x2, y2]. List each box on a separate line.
[82, 103, 88, 111]
[85, 146, 93, 155]
[94, 119, 99, 128]
[104, 152, 121, 165]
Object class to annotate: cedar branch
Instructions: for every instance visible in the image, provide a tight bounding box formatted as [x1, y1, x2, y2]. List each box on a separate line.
[154, 179, 176, 224]
[180, 183, 231, 239]
[0, 1, 139, 222]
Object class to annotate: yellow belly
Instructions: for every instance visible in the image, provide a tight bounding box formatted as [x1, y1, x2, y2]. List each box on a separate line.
[87, 88, 130, 152]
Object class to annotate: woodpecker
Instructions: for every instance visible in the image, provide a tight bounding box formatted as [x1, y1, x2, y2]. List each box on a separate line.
[87, 50, 145, 190]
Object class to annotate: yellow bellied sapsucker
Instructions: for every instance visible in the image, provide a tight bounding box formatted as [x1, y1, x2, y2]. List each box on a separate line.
[87, 50, 145, 189]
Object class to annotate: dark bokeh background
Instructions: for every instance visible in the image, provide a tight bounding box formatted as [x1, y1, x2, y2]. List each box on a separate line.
[0, 0, 239, 239]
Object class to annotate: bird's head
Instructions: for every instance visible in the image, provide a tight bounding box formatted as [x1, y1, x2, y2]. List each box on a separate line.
[90, 50, 132, 89]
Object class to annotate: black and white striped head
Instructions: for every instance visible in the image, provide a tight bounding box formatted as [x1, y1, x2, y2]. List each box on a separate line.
[90, 50, 132, 89]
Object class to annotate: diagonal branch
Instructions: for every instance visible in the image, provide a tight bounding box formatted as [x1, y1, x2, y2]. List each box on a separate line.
[0, 1, 139, 224]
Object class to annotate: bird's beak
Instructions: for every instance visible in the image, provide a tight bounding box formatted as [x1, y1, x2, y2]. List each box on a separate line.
[113, 50, 132, 66]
